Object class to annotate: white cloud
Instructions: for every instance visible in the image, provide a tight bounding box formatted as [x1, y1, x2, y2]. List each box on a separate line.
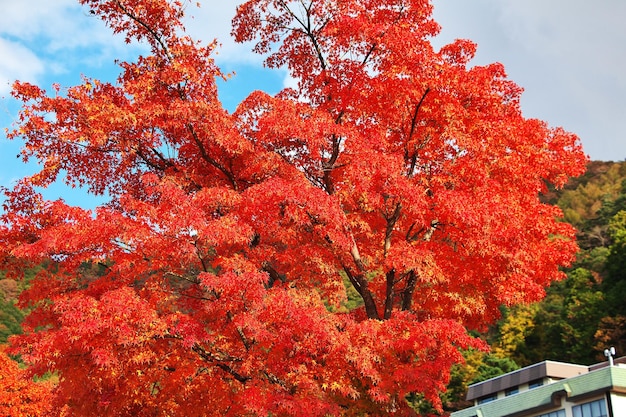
[0, 0, 147, 91]
[0, 0, 116, 54]
[0, 0, 261, 92]
[492, 0, 626, 160]
[181, 0, 262, 64]
[0, 0, 74, 93]
[0, 0, 76, 38]
[0, 38, 44, 95]
[282, 74, 298, 91]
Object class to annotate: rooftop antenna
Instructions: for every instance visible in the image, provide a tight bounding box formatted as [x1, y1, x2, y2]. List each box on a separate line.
[604, 346, 616, 366]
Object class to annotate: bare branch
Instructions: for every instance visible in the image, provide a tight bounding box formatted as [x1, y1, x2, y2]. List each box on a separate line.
[405, 88, 431, 178]
[384, 202, 402, 256]
[401, 271, 417, 311]
[191, 343, 250, 384]
[383, 268, 395, 319]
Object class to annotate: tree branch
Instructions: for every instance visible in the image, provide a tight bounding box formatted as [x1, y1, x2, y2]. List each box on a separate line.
[278, 0, 327, 70]
[384, 202, 402, 256]
[401, 270, 417, 311]
[113, 0, 172, 60]
[226, 311, 252, 352]
[343, 249, 380, 320]
[191, 343, 250, 384]
[322, 134, 342, 194]
[262, 261, 287, 289]
[184, 122, 239, 191]
[401, 220, 438, 310]
[405, 88, 431, 178]
[383, 268, 395, 319]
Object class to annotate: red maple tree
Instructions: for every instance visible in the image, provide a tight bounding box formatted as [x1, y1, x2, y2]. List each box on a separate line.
[1, 0, 586, 415]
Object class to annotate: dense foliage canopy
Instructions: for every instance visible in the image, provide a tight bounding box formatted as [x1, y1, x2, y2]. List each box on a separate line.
[0, 0, 586, 415]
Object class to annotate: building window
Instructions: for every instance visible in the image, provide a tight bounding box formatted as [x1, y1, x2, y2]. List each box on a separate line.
[505, 386, 519, 396]
[477, 394, 497, 404]
[528, 378, 544, 389]
[538, 410, 565, 417]
[572, 399, 608, 417]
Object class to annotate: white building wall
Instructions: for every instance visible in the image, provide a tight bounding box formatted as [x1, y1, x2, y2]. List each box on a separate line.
[609, 391, 626, 416]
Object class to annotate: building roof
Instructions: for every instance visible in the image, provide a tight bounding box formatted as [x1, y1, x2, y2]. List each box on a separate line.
[452, 365, 626, 417]
[466, 360, 588, 401]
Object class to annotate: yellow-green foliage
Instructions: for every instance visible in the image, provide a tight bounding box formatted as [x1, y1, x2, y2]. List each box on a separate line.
[492, 304, 539, 364]
[559, 163, 626, 228]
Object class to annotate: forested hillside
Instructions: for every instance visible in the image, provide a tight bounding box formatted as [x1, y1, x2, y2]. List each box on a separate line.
[0, 269, 33, 344]
[2, 161, 625, 413]
[490, 160, 626, 367]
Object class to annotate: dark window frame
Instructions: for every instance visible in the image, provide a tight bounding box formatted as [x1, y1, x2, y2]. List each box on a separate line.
[477, 393, 498, 404]
[572, 398, 608, 417]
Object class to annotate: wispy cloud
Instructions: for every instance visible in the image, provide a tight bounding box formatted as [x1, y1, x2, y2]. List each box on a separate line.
[0, 0, 76, 39]
[0, 38, 44, 95]
[0, 0, 145, 94]
[182, 1, 263, 64]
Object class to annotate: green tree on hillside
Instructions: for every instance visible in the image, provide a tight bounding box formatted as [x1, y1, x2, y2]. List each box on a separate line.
[594, 209, 626, 354]
[558, 162, 626, 249]
[0, 275, 25, 344]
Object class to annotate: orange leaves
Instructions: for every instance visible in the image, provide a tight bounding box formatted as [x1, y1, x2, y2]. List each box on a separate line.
[54, 287, 166, 349]
[79, 0, 188, 46]
[0, 348, 52, 417]
[439, 39, 478, 66]
[15, 286, 167, 375]
[383, 242, 444, 284]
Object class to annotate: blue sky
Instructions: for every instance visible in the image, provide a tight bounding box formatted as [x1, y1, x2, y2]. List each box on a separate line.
[1, 0, 626, 208]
